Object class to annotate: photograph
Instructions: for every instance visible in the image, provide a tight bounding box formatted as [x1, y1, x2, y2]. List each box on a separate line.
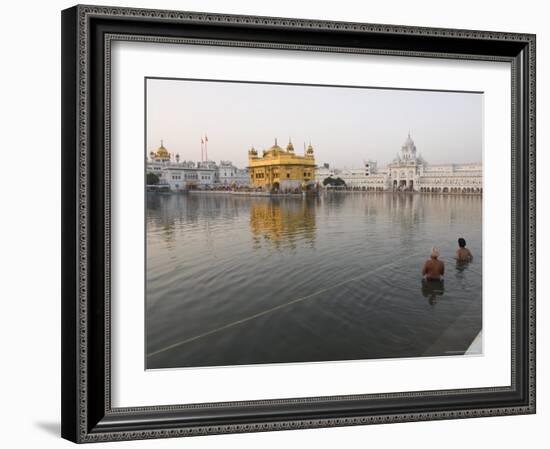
[145, 78, 484, 369]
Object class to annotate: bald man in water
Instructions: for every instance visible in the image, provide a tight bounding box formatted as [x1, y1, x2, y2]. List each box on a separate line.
[422, 247, 445, 281]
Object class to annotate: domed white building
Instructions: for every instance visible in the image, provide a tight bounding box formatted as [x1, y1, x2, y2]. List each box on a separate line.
[317, 133, 483, 194]
[147, 140, 248, 191]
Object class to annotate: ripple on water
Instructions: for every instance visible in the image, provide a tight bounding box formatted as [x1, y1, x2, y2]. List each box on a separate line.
[146, 193, 482, 368]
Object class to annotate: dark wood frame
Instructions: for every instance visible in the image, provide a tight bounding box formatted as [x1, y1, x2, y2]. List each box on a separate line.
[61, 4, 536, 443]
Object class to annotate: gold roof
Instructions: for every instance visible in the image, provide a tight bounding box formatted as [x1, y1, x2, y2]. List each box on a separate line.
[248, 138, 315, 165]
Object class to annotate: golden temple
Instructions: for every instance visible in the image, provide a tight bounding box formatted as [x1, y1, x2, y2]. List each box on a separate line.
[247, 138, 316, 191]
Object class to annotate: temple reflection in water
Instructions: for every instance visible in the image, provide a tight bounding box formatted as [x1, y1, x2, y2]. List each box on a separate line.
[249, 198, 317, 249]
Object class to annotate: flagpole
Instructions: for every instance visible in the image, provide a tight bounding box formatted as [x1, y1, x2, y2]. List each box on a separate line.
[205, 133, 208, 161]
[201, 137, 204, 162]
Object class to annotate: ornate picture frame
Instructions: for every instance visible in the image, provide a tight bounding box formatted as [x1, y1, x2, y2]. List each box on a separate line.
[61, 4, 536, 443]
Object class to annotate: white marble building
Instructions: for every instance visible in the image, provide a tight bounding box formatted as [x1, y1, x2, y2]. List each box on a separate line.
[314, 163, 336, 183]
[217, 160, 249, 186]
[317, 133, 482, 194]
[147, 141, 248, 191]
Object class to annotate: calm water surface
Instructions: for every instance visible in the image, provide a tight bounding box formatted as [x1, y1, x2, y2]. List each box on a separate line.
[146, 192, 482, 369]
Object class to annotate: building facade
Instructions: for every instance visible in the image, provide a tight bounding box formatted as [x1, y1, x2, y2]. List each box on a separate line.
[217, 160, 249, 186]
[247, 139, 316, 191]
[317, 134, 482, 194]
[147, 141, 247, 191]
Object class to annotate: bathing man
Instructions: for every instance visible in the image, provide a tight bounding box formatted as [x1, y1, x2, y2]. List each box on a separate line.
[455, 237, 473, 262]
[422, 247, 445, 281]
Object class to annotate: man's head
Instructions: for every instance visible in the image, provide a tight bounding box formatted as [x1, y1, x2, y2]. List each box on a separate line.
[430, 246, 440, 259]
[458, 237, 466, 248]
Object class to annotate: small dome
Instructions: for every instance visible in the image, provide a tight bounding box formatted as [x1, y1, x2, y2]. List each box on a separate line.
[286, 139, 294, 152]
[249, 145, 257, 155]
[306, 143, 314, 154]
[156, 140, 169, 158]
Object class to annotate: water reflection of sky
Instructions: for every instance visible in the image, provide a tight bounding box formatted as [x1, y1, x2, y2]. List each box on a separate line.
[146, 192, 482, 369]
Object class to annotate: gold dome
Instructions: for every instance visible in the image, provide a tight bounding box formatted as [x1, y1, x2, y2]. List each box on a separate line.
[264, 138, 285, 156]
[267, 144, 284, 153]
[306, 143, 314, 154]
[156, 140, 169, 158]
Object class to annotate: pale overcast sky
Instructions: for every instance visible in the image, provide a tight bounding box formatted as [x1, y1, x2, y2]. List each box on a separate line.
[146, 78, 483, 169]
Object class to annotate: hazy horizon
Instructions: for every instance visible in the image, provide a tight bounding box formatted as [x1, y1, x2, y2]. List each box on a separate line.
[146, 78, 483, 169]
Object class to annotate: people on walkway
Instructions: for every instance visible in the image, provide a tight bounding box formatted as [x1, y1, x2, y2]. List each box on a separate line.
[422, 246, 445, 281]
